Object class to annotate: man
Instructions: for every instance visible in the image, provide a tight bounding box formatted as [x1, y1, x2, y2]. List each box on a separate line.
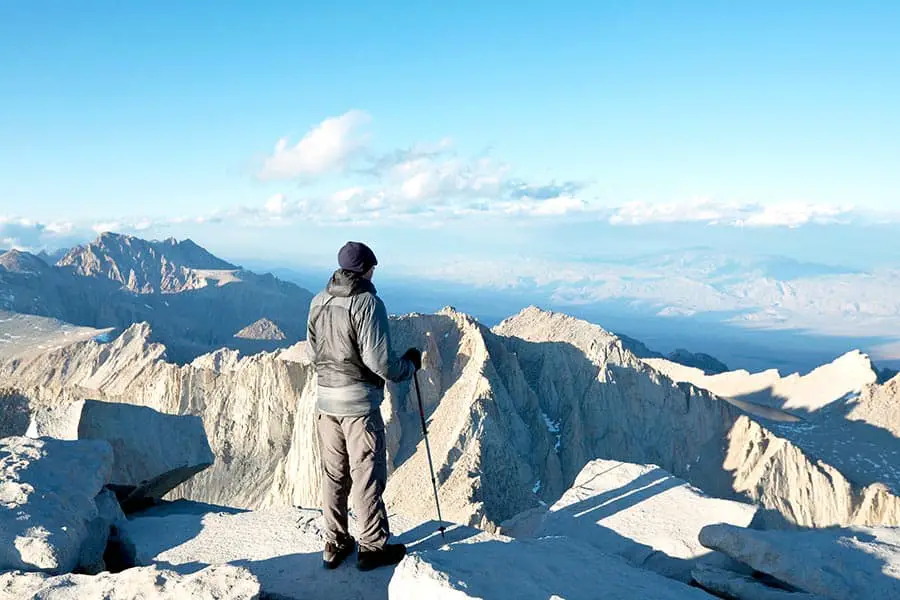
[306, 241, 422, 571]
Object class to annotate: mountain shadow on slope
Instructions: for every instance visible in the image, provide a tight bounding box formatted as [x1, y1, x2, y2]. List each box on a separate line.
[667, 349, 730, 374]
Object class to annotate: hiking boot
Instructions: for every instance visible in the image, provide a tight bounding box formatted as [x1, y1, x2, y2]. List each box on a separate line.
[322, 537, 355, 570]
[356, 543, 407, 571]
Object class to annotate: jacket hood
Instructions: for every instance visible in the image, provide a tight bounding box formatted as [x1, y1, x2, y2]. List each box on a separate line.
[326, 269, 376, 298]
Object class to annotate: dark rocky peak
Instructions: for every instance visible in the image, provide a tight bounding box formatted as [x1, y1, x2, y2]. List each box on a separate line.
[667, 348, 730, 375]
[0, 249, 50, 275]
[168, 238, 236, 270]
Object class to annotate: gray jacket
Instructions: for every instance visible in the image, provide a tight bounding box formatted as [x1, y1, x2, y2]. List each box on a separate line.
[307, 269, 415, 416]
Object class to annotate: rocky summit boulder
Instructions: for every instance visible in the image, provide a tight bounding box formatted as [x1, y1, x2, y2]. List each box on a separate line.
[535, 459, 758, 582]
[389, 535, 715, 600]
[122, 503, 494, 600]
[27, 400, 214, 510]
[699, 523, 900, 599]
[691, 566, 827, 600]
[0, 564, 260, 600]
[0, 436, 113, 574]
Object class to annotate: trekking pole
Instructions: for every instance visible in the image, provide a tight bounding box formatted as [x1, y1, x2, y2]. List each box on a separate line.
[413, 370, 446, 538]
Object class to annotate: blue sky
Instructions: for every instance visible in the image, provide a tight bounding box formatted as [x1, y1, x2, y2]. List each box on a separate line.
[1, 1, 899, 269]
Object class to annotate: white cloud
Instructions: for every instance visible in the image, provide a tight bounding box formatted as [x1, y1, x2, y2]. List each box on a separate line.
[249, 112, 591, 222]
[499, 194, 586, 217]
[609, 200, 857, 228]
[259, 110, 370, 180]
[386, 152, 508, 205]
[92, 221, 123, 234]
[42, 221, 75, 236]
[14, 111, 889, 236]
[609, 200, 738, 225]
[85, 212, 229, 237]
[294, 137, 583, 222]
[264, 193, 289, 215]
[735, 203, 853, 228]
[237, 134, 589, 226]
[0, 217, 80, 250]
[331, 187, 366, 205]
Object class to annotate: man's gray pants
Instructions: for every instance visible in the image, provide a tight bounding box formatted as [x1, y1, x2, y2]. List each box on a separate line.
[316, 409, 390, 551]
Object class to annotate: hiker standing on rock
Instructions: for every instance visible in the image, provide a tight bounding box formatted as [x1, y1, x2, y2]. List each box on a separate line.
[306, 241, 422, 571]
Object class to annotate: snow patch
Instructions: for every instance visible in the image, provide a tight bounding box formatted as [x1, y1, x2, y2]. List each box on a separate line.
[93, 332, 115, 344]
[540, 411, 562, 451]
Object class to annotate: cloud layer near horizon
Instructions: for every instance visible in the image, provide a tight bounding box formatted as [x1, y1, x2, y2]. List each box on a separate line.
[0, 217, 78, 250]
[245, 110, 886, 228]
[4, 110, 896, 247]
[608, 200, 858, 228]
[252, 111, 590, 223]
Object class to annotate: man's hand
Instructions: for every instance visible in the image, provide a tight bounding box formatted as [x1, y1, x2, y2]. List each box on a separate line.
[402, 347, 422, 371]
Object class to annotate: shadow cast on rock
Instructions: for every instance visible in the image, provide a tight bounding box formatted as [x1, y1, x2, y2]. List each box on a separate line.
[763, 398, 900, 495]
[538, 466, 707, 581]
[702, 524, 900, 599]
[137, 518, 476, 600]
[0, 387, 31, 437]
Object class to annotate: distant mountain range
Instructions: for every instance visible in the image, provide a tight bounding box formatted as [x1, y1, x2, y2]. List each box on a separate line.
[58, 233, 237, 294]
[616, 334, 730, 374]
[10, 232, 889, 379]
[0, 233, 313, 362]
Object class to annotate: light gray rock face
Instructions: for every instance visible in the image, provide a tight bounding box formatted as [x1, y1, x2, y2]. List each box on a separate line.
[26, 399, 214, 507]
[497, 506, 548, 538]
[491, 308, 900, 529]
[691, 566, 826, 600]
[122, 503, 493, 600]
[849, 373, 900, 437]
[389, 535, 715, 600]
[3, 307, 899, 533]
[121, 503, 711, 600]
[0, 564, 261, 600]
[645, 352, 900, 501]
[0, 311, 111, 364]
[699, 524, 900, 599]
[535, 459, 758, 582]
[0, 436, 113, 574]
[2, 326, 310, 512]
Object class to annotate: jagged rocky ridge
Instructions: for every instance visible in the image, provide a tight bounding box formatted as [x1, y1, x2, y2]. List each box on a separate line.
[58, 233, 237, 294]
[850, 372, 900, 438]
[0, 233, 313, 362]
[645, 350, 900, 505]
[2, 306, 898, 533]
